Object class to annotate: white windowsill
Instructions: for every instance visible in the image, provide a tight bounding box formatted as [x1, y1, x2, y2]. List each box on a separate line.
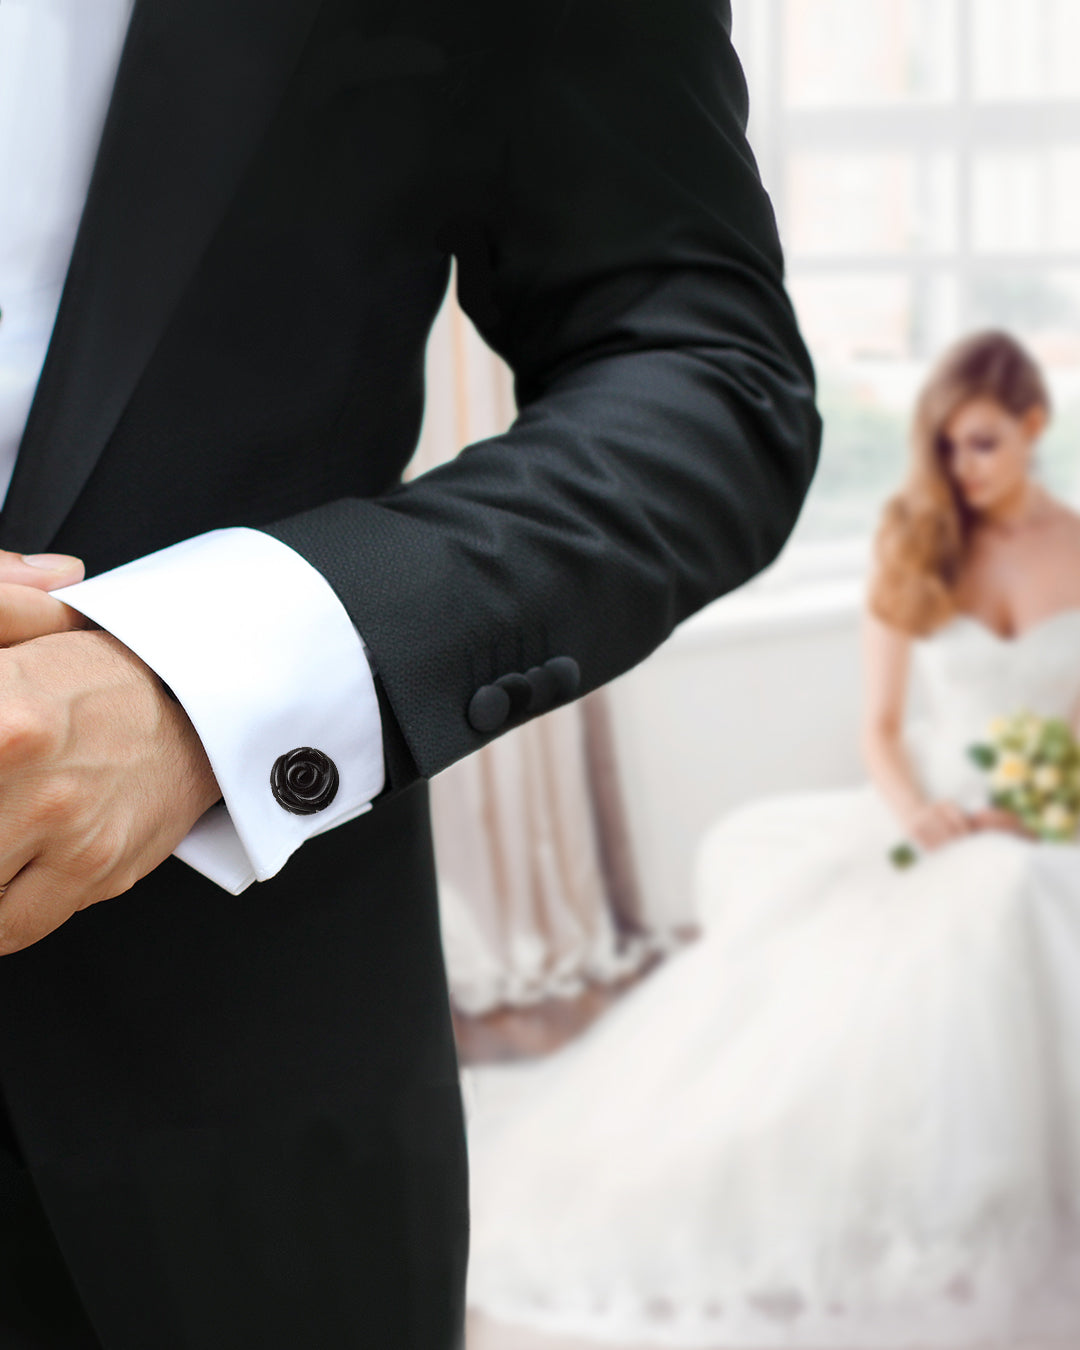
[667, 536, 872, 653]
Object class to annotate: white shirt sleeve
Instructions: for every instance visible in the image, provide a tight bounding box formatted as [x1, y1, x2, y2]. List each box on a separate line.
[48, 526, 386, 895]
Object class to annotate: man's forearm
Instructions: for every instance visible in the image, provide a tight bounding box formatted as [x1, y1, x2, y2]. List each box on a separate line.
[259, 0, 820, 784]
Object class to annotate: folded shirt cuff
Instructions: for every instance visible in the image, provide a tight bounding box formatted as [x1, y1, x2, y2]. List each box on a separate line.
[50, 526, 386, 894]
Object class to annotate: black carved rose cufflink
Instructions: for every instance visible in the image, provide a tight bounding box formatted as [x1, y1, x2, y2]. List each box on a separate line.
[270, 747, 339, 814]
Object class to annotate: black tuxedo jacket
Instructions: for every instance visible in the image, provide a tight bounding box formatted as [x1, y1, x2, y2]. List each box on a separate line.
[0, 0, 820, 1346]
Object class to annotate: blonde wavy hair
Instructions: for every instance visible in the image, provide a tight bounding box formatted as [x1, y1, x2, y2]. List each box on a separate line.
[867, 329, 1051, 637]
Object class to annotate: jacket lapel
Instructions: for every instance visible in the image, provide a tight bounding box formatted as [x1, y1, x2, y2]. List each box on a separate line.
[0, 0, 325, 553]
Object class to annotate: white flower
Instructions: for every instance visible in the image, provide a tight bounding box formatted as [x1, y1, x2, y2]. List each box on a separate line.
[1033, 764, 1063, 793]
[1041, 801, 1074, 834]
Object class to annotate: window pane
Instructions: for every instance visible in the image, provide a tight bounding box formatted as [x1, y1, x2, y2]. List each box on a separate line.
[787, 152, 955, 257]
[790, 369, 913, 542]
[788, 273, 960, 542]
[972, 149, 1080, 255]
[765, 0, 1080, 546]
[973, 0, 1080, 100]
[791, 274, 910, 363]
[966, 268, 1080, 365]
[783, 0, 956, 106]
[789, 272, 958, 364]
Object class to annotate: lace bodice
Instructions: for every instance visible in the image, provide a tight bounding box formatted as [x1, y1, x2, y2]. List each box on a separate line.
[905, 606, 1080, 808]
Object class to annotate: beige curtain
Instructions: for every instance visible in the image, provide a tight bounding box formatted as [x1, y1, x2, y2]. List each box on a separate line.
[411, 263, 673, 1014]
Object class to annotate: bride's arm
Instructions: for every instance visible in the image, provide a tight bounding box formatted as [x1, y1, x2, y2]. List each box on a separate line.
[859, 608, 973, 847]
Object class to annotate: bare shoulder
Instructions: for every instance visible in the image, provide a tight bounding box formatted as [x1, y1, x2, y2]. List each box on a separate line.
[1041, 496, 1080, 558]
[1050, 496, 1080, 538]
[1029, 498, 1080, 603]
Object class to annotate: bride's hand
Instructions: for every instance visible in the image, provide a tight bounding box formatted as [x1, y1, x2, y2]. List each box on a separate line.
[967, 805, 1040, 840]
[905, 799, 975, 850]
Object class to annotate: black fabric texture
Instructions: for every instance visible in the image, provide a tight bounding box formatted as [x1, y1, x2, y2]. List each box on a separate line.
[0, 0, 819, 1344]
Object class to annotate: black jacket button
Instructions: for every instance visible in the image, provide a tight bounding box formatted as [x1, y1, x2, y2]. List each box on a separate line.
[494, 672, 532, 717]
[271, 747, 340, 814]
[544, 655, 580, 699]
[524, 664, 560, 714]
[467, 683, 510, 733]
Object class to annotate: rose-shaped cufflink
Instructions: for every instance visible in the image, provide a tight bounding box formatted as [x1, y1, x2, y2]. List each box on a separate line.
[270, 746, 340, 814]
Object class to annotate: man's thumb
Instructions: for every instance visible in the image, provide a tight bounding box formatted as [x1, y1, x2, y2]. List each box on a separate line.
[0, 552, 85, 590]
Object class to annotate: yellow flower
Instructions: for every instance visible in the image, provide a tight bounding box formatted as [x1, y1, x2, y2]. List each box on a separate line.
[991, 753, 1030, 791]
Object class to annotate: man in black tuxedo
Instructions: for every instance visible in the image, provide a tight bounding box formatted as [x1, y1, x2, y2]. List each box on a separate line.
[0, 0, 820, 1345]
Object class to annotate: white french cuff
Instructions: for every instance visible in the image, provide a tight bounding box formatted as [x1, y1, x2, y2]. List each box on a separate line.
[50, 526, 385, 895]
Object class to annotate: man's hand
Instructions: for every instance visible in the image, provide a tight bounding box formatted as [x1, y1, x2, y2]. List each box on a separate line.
[0, 627, 222, 955]
[0, 550, 92, 642]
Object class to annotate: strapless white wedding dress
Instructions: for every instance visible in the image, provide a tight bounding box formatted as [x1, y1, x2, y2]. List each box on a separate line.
[462, 607, 1080, 1348]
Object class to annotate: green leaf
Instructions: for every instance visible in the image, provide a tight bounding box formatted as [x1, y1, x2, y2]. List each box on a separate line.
[889, 841, 918, 869]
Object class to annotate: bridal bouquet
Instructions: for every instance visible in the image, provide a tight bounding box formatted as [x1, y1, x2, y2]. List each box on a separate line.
[889, 709, 1080, 867]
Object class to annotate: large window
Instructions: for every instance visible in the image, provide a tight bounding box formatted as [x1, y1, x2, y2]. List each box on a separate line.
[731, 0, 1080, 553]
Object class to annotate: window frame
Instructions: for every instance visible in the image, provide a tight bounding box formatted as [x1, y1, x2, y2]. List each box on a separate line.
[732, 0, 1080, 594]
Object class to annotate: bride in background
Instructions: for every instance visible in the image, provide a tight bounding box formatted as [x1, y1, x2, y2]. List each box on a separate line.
[461, 329, 1080, 1348]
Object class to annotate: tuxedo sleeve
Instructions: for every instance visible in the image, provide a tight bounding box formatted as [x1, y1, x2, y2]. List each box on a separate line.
[49, 527, 387, 894]
[255, 0, 822, 793]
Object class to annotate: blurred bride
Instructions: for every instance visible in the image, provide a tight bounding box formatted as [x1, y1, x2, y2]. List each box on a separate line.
[462, 329, 1080, 1348]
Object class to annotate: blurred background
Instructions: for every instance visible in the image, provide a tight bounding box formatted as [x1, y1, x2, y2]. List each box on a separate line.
[435, 4, 1080, 1343]
[422, 0, 1080, 1047]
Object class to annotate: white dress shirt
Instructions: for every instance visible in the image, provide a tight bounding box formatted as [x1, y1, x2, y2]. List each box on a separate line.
[0, 0, 386, 893]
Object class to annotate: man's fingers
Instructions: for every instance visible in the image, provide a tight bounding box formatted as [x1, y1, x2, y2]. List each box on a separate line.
[0, 854, 55, 957]
[0, 583, 92, 645]
[0, 844, 136, 955]
[0, 552, 90, 646]
[0, 551, 84, 591]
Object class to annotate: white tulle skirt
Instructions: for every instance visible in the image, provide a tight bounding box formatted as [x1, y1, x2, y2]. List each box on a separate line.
[463, 781, 1080, 1347]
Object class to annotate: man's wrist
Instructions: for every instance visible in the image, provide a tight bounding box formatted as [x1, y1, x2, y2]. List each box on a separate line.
[151, 670, 224, 818]
[48, 527, 386, 891]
